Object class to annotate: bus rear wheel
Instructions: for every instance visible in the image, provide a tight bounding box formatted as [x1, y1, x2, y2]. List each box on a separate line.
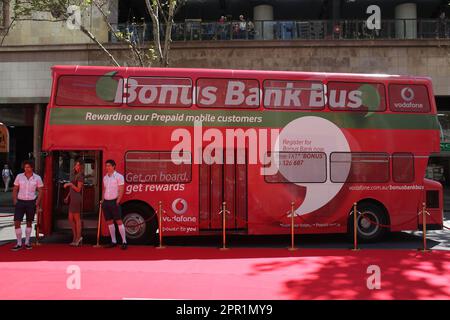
[122, 204, 157, 245]
[350, 203, 388, 243]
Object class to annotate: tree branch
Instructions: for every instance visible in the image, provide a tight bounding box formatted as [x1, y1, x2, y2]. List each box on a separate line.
[174, 0, 186, 17]
[78, 24, 121, 67]
[93, 0, 144, 66]
[0, 17, 16, 46]
[145, 0, 163, 64]
[157, 1, 168, 24]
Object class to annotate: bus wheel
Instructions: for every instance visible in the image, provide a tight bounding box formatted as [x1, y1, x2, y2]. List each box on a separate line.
[351, 203, 388, 243]
[122, 204, 157, 245]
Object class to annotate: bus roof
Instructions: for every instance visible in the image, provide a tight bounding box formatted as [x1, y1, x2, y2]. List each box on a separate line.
[51, 65, 432, 83]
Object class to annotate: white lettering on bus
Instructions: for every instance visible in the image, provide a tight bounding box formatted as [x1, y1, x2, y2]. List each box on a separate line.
[329, 90, 363, 109]
[348, 90, 363, 108]
[224, 81, 259, 106]
[283, 83, 302, 107]
[329, 90, 347, 108]
[199, 86, 217, 105]
[125, 78, 191, 106]
[171, 121, 279, 169]
[309, 83, 325, 107]
[113, 79, 369, 109]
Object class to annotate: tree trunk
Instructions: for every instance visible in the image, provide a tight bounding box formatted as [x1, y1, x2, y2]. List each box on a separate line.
[162, 2, 176, 67]
[145, 0, 164, 66]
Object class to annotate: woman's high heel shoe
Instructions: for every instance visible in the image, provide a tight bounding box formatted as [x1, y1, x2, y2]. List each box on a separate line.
[74, 237, 83, 247]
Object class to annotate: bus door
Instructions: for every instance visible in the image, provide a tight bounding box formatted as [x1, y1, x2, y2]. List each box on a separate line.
[41, 152, 54, 235]
[53, 150, 101, 231]
[199, 149, 248, 231]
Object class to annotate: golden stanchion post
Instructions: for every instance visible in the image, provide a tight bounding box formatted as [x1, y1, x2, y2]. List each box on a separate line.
[93, 202, 103, 248]
[351, 202, 359, 251]
[156, 201, 166, 249]
[418, 202, 431, 252]
[288, 201, 298, 251]
[219, 202, 230, 250]
[34, 207, 42, 246]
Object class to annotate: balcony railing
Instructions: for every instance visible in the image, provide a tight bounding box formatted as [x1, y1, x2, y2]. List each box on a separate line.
[109, 19, 450, 43]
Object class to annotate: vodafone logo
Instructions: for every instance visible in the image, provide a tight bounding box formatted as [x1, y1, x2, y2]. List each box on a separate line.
[401, 87, 415, 102]
[172, 198, 188, 215]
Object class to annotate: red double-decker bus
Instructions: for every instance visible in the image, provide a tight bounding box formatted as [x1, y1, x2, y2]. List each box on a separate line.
[40, 65, 443, 244]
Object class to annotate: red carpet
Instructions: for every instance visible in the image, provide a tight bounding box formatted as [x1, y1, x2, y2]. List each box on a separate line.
[0, 244, 449, 300]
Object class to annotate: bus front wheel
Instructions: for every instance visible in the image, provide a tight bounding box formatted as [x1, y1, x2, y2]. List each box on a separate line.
[122, 204, 158, 245]
[349, 202, 388, 243]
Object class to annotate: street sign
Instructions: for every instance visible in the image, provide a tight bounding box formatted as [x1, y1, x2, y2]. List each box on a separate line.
[441, 142, 450, 152]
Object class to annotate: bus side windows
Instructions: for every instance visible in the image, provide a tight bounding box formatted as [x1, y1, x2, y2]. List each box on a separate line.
[127, 77, 193, 108]
[125, 151, 192, 184]
[327, 82, 386, 112]
[330, 152, 390, 183]
[392, 153, 415, 183]
[56, 75, 124, 106]
[263, 80, 325, 110]
[263, 152, 327, 183]
[196, 77, 260, 109]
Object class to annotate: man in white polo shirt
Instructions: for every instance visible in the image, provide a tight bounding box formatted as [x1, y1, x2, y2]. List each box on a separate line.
[102, 159, 127, 250]
[11, 160, 43, 251]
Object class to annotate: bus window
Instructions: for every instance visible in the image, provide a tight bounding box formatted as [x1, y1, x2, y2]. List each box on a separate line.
[83, 159, 97, 186]
[264, 152, 327, 183]
[389, 84, 430, 113]
[392, 153, 414, 183]
[330, 152, 389, 183]
[196, 78, 259, 108]
[263, 80, 325, 110]
[56, 75, 123, 106]
[127, 77, 192, 107]
[125, 151, 192, 184]
[327, 82, 386, 111]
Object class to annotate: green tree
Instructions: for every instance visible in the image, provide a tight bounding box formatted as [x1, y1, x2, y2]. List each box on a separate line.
[1, 0, 185, 67]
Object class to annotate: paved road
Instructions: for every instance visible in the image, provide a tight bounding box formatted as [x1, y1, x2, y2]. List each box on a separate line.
[1, 211, 449, 250]
[1, 246, 449, 300]
[0, 190, 13, 208]
[2, 186, 450, 249]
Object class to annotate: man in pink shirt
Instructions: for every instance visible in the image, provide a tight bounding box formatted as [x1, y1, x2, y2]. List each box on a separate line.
[11, 160, 43, 251]
[101, 159, 127, 250]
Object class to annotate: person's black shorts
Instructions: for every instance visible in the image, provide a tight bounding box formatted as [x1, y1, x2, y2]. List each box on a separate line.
[14, 199, 36, 222]
[102, 199, 122, 221]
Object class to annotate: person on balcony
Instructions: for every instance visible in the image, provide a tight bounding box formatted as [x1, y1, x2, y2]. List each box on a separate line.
[247, 20, 255, 40]
[438, 11, 447, 38]
[239, 15, 247, 39]
[218, 16, 228, 40]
